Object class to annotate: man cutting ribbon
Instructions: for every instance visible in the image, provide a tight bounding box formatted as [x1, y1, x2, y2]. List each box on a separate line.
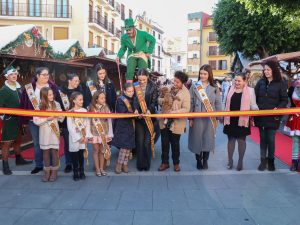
[116, 18, 156, 83]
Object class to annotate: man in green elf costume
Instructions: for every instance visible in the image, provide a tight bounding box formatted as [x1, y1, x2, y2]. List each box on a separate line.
[0, 66, 32, 175]
[116, 18, 156, 83]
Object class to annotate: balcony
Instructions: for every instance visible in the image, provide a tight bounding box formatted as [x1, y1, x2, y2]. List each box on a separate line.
[111, 2, 120, 17]
[89, 12, 121, 39]
[104, 0, 114, 10]
[0, 3, 72, 20]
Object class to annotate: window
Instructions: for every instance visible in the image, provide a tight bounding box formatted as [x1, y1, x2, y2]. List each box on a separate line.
[177, 55, 181, 63]
[104, 39, 108, 50]
[111, 42, 115, 53]
[209, 46, 218, 56]
[152, 59, 155, 70]
[28, 0, 41, 17]
[158, 60, 161, 71]
[158, 34, 161, 40]
[152, 30, 155, 37]
[188, 66, 192, 72]
[96, 36, 101, 47]
[56, 0, 69, 18]
[53, 27, 69, 40]
[121, 4, 125, 20]
[193, 53, 197, 59]
[193, 40, 198, 44]
[208, 32, 217, 42]
[208, 60, 217, 70]
[218, 60, 227, 70]
[89, 1, 93, 22]
[1, 0, 14, 16]
[129, 9, 132, 18]
[158, 46, 160, 57]
[88, 31, 93, 47]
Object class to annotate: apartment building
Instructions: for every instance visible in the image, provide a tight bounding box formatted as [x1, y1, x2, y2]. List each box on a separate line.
[0, 0, 133, 54]
[187, 12, 232, 78]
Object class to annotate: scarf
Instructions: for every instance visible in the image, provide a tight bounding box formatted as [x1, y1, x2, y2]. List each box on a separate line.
[224, 84, 251, 127]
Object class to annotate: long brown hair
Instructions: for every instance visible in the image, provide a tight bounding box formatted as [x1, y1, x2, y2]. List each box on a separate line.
[89, 90, 107, 112]
[69, 91, 83, 109]
[39, 87, 56, 110]
[198, 64, 216, 87]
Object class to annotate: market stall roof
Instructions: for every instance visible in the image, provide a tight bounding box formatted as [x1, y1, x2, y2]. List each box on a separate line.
[83, 47, 106, 57]
[0, 24, 35, 50]
[105, 54, 127, 65]
[71, 56, 127, 70]
[48, 39, 85, 59]
[249, 51, 300, 66]
[0, 54, 93, 68]
[0, 24, 53, 58]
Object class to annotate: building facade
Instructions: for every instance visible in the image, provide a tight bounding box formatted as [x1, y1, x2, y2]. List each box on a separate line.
[187, 12, 232, 78]
[163, 36, 187, 78]
[0, 0, 133, 55]
[151, 20, 163, 74]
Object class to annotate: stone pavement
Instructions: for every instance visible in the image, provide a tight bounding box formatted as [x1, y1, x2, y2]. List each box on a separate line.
[0, 127, 299, 225]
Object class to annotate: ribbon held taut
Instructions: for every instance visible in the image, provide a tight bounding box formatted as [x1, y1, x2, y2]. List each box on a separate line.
[133, 82, 156, 158]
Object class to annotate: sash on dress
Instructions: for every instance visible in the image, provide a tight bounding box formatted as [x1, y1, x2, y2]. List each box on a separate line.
[25, 83, 60, 140]
[195, 82, 218, 133]
[133, 82, 156, 158]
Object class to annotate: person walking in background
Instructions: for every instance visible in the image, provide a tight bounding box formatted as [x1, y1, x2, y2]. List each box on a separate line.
[223, 73, 258, 171]
[188, 65, 222, 170]
[254, 60, 288, 171]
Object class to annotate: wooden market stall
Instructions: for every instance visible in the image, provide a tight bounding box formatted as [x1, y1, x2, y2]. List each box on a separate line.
[49, 39, 86, 59]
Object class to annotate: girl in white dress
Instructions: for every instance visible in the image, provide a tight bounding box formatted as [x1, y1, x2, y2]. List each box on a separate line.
[33, 87, 64, 182]
[67, 92, 92, 181]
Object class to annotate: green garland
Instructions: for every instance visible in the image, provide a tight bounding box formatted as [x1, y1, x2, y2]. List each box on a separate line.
[0, 27, 54, 57]
[53, 41, 86, 59]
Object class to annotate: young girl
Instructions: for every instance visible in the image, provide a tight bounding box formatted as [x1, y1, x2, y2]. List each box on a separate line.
[67, 92, 92, 181]
[89, 91, 113, 176]
[112, 83, 135, 174]
[33, 87, 64, 182]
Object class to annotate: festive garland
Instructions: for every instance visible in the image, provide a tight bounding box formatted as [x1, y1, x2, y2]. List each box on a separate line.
[53, 41, 86, 59]
[0, 27, 54, 57]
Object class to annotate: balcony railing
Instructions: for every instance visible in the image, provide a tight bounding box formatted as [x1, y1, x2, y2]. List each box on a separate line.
[89, 12, 121, 38]
[0, 3, 72, 18]
[109, 0, 115, 8]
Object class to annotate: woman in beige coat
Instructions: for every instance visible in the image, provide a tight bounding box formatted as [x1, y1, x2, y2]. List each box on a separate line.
[158, 71, 191, 172]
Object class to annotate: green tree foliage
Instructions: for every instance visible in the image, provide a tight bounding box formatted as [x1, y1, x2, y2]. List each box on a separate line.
[213, 0, 300, 59]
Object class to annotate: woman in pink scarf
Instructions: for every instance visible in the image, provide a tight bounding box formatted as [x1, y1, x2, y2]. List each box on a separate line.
[223, 73, 258, 171]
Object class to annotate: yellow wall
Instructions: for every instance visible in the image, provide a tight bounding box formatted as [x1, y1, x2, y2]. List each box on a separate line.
[202, 26, 232, 77]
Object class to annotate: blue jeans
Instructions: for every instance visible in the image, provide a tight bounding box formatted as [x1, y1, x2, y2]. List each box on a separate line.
[28, 120, 43, 168]
[61, 127, 72, 165]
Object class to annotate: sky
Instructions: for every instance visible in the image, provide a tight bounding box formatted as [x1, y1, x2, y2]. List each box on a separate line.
[120, 0, 219, 38]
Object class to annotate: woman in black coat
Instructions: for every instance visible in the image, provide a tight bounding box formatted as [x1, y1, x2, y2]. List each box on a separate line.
[85, 63, 117, 112]
[133, 69, 158, 171]
[254, 60, 288, 171]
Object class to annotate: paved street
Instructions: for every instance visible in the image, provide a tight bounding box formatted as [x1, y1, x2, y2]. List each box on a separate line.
[0, 127, 299, 225]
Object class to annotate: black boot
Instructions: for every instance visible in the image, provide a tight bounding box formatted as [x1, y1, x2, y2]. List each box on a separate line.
[258, 158, 267, 171]
[290, 160, 298, 172]
[195, 154, 203, 170]
[202, 152, 209, 170]
[73, 168, 80, 181]
[15, 154, 32, 165]
[2, 161, 12, 175]
[64, 164, 72, 173]
[268, 158, 275, 171]
[79, 167, 86, 180]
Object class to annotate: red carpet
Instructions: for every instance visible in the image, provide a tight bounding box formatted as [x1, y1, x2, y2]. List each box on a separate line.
[249, 127, 292, 166]
[9, 138, 65, 160]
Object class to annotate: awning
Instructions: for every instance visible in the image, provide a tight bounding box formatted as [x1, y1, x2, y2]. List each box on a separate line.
[249, 51, 300, 66]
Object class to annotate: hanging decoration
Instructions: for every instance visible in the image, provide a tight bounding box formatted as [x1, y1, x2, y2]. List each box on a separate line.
[1, 27, 54, 57]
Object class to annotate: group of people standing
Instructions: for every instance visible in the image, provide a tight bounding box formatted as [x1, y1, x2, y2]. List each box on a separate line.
[1, 58, 297, 181]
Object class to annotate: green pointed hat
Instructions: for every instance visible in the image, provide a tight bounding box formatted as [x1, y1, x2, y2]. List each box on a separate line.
[3, 66, 18, 77]
[124, 18, 135, 30]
